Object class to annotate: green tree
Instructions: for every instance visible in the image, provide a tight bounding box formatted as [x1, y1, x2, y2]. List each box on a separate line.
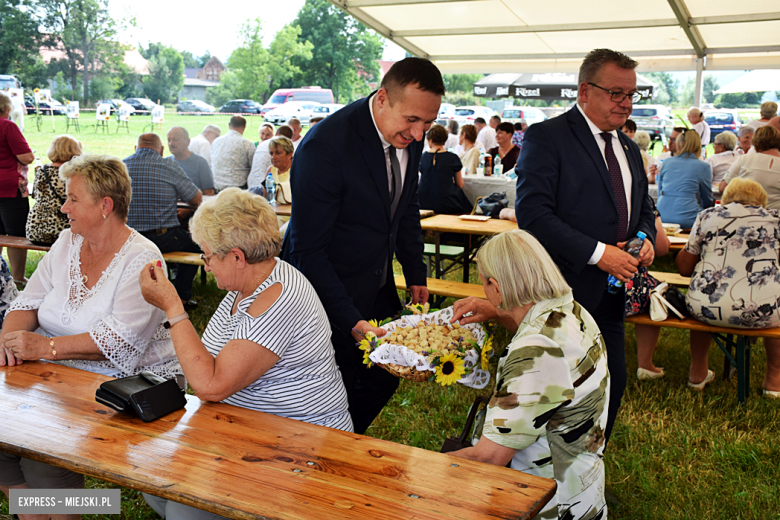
[291, 0, 383, 103]
[442, 74, 483, 94]
[0, 0, 48, 87]
[265, 24, 312, 97]
[641, 71, 679, 106]
[140, 43, 184, 104]
[205, 70, 241, 107]
[716, 92, 766, 108]
[180, 50, 200, 69]
[703, 75, 719, 104]
[198, 51, 211, 68]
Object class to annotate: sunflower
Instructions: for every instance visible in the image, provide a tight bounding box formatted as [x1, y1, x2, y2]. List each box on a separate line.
[435, 352, 466, 386]
[358, 337, 374, 368]
[368, 319, 379, 328]
[480, 336, 494, 370]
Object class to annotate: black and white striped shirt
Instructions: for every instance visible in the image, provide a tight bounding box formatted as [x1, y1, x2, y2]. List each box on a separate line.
[202, 259, 353, 432]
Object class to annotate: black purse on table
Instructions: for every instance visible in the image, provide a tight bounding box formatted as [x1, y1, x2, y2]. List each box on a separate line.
[95, 372, 186, 422]
[477, 192, 509, 218]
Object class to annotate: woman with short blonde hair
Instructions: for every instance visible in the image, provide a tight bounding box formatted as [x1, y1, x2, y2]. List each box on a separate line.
[449, 229, 609, 519]
[59, 154, 132, 222]
[139, 187, 352, 519]
[27, 135, 83, 245]
[657, 129, 713, 227]
[722, 177, 767, 207]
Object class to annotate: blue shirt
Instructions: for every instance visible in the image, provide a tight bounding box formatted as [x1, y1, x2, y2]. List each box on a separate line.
[657, 154, 713, 229]
[124, 147, 199, 232]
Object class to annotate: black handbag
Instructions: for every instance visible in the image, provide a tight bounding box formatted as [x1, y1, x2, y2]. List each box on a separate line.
[441, 396, 490, 453]
[663, 285, 690, 319]
[477, 192, 509, 218]
[95, 372, 186, 422]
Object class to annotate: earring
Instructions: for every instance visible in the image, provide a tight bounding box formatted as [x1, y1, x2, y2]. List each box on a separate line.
[102, 214, 106, 220]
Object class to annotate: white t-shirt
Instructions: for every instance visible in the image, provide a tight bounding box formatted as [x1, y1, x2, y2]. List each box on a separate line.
[724, 153, 780, 210]
[247, 140, 271, 189]
[201, 259, 353, 432]
[747, 119, 768, 130]
[9, 229, 180, 378]
[476, 126, 497, 151]
[706, 150, 740, 184]
[189, 134, 212, 166]
[692, 121, 711, 146]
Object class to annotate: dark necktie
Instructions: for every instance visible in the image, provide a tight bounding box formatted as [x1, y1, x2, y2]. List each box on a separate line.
[600, 132, 628, 241]
[388, 145, 402, 218]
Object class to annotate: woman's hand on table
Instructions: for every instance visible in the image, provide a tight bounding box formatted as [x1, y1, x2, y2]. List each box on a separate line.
[2, 331, 51, 362]
[1, 343, 20, 366]
[451, 297, 498, 325]
[139, 262, 182, 316]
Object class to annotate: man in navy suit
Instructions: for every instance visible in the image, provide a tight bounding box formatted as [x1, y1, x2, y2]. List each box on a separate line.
[282, 58, 444, 434]
[515, 49, 657, 443]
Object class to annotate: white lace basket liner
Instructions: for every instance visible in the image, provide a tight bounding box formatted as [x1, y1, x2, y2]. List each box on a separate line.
[368, 307, 490, 389]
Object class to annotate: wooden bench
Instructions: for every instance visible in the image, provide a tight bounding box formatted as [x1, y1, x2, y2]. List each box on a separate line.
[0, 362, 556, 519]
[395, 275, 485, 300]
[0, 235, 51, 252]
[626, 313, 780, 402]
[648, 271, 690, 287]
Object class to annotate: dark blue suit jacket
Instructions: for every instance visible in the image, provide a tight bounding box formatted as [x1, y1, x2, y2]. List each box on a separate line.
[281, 94, 427, 335]
[515, 106, 656, 312]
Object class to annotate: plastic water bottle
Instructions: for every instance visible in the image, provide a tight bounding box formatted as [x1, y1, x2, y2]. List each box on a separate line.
[476, 156, 484, 176]
[493, 157, 503, 177]
[606, 231, 647, 294]
[266, 172, 276, 204]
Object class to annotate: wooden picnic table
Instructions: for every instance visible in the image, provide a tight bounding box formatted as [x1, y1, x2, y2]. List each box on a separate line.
[0, 362, 556, 520]
[272, 202, 292, 217]
[420, 215, 517, 283]
[668, 234, 689, 252]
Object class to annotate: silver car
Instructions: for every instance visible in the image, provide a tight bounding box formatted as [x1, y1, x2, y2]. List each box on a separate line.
[631, 105, 675, 142]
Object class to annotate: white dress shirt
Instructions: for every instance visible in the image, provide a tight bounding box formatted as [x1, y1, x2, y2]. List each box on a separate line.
[476, 126, 497, 151]
[706, 149, 740, 184]
[368, 93, 408, 192]
[576, 104, 634, 264]
[188, 134, 212, 166]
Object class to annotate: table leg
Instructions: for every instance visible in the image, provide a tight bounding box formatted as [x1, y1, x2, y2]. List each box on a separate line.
[435, 232, 442, 279]
[462, 236, 471, 284]
[736, 336, 747, 403]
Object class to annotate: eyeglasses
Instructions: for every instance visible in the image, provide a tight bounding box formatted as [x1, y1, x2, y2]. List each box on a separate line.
[587, 83, 642, 104]
[200, 252, 217, 266]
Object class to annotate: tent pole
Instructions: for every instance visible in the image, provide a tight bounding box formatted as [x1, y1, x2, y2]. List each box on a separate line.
[694, 57, 704, 107]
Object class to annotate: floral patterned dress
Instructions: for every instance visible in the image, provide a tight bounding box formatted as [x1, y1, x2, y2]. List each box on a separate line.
[684, 203, 780, 328]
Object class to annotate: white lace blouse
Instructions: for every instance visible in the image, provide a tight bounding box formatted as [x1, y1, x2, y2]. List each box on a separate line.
[9, 229, 181, 379]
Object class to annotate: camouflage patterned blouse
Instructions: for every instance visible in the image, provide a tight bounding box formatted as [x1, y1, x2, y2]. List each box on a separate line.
[480, 292, 610, 520]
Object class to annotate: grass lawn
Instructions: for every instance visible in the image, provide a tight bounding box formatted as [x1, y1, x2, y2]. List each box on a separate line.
[2, 112, 779, 519]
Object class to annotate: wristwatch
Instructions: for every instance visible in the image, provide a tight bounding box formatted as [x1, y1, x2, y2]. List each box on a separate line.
[164, 311, 189, 329]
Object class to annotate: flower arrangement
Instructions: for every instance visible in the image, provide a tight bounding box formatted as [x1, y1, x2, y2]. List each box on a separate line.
[356, 306, 493, 389]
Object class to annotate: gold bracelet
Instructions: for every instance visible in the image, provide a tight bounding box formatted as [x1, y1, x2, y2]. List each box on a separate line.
[50, 338, 57, 360]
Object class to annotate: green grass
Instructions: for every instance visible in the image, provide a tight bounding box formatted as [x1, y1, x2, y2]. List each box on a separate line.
[3, 117, 780, 518]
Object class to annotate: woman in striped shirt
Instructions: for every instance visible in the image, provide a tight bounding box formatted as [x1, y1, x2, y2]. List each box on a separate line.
[139, 188, 352, 520]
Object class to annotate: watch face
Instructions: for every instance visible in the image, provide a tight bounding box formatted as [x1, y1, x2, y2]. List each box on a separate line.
[163, 321, 172, 329]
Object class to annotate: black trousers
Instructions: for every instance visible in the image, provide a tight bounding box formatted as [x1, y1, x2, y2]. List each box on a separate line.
[332, 282, 402, 435]
[589, 289, 627, 445]
[142, 228, 202, 301]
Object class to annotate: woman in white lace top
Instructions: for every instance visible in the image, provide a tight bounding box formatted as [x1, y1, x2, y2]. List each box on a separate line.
[0, 155, 181, 499]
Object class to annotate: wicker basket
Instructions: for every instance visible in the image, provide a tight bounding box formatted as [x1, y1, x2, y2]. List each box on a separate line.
[381, 363, 431, 382]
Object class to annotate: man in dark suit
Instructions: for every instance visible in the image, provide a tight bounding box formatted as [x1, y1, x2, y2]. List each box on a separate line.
[282, 58, 444, 434]
[515, 49, 657, 443]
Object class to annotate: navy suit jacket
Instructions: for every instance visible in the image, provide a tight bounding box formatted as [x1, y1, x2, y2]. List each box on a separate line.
[515, 106, 656, 312]
[281, 94, 427, 335]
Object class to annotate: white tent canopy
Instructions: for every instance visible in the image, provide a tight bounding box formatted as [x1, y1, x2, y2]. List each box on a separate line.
[714, 69, 780, 94]
[329, 0, 780, 105]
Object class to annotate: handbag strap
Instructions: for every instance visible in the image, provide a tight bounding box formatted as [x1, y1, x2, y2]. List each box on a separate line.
[457, 396, 490, 444]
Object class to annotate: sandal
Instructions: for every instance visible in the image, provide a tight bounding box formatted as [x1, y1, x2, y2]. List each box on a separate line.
[688, 369, 715, 391]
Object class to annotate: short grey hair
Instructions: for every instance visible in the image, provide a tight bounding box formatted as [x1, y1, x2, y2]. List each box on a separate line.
[476, 229, 571, 310]
[738, 126, 755, 138]
[0, 92, 12, 115]
[59, 155, 132, 222]
[578, 48, 638, 86]
[268, 136, 294, 155]
[202, 124, 221, 136]
[287, 117, 301, 128]
[633, 130, 651, 151]
[190, 188, 282, 264]
[760, 101, 778, 120]
[714, 130, 737, 151]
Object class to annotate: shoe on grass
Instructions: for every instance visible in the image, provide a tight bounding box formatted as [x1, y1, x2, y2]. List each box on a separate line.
[688, 369, 715, 391]
[763, 389, 780, 399]
[637, 367, 665, 380]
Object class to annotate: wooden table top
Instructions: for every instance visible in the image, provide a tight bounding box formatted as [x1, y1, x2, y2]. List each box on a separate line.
[668, 234, 689, 251]
[272, 202, 292, 216]
[0, 363, 556, 520]
[419, 209, 435, 219]
[420, 215, 517, 235]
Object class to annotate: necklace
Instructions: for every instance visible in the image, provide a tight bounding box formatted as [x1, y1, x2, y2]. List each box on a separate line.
[81, 229, 125, 284]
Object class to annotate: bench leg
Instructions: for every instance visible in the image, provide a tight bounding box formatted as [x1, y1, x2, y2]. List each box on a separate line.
[434, 232, 442, 279]
[722, 334, 734, 380]
[736, 337, 747, 403]
[462, 236, 471, 284]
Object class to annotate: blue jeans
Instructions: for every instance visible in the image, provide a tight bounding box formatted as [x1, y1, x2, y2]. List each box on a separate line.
[142, 228, 201, 301]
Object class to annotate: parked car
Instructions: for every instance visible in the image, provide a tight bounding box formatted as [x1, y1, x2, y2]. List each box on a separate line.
[310, 103, 344, 120]
[263, 87, 334, 114]
[36, 99, 67, 115]
[263, 101, 322, 125]
[453, 106, 497, 125]
[704, 110, 742, 142]
[0, 74, 21, 90]
[630, 105, 675, 141]
[501, 106, 546, 126]
[437, 103, 456, 120]
[124, 98, 155, 112]
[177, 100, 216, 114]
[219, 99, 261, 114]
[96, 99, 135, 115]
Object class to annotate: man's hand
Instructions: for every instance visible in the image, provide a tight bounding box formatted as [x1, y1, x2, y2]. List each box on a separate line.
[637, 239, 655, 267]
[596, 244, 640, 283]
[351, 320, 388, 343]
[409, 285, 429, 305]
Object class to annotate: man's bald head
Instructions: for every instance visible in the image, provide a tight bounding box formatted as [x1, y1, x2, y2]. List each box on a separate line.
[137, 133, 163, 155]
[167, 127, 191, 159]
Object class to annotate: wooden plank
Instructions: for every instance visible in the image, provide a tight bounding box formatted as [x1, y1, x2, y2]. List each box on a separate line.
[626, 313, 780, 338]
[420, 214, 516, 235]
[648, 271, 690, 287]
[0, 363, 555, 520]
[419, 209, 435, 218]
[667, 234, 689, 252]
[162, 252, 205, 266]
[0, 236, 51, 252]
[395, 275, 486, 300]
[272, 203, 292, 217]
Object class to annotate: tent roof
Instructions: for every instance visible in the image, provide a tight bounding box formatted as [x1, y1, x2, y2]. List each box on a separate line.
[328, 0, 780, 73]
[714, 69, 780, 93]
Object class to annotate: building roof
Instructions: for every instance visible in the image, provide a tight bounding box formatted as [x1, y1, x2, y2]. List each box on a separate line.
[184, 68, 201, 79]
[184, 78, 220, 87]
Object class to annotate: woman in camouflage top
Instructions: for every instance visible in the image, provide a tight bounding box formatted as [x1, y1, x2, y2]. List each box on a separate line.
[451, 229, 610, 520]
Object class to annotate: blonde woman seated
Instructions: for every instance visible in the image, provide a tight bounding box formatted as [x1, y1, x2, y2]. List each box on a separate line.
[677, 178, 780, 396]
[27, 134, 82, 245]
[450, 229, 609, 519]
[458, 124, 480, 175]
[139, 188, 352, 520]
[0, 155, 181, 502]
